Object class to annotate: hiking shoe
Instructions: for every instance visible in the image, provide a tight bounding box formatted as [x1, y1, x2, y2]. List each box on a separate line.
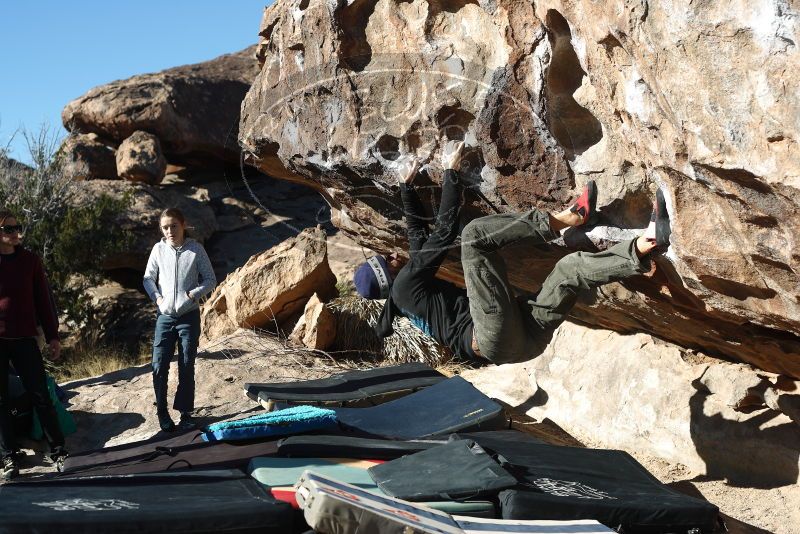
[47, 446, 69, 472]
[569, 180, 597, 225]
[178, 412, 196, 430]
[2, 456, 18, 481]
[644, 188, 671, 248]
[158, 411, 176, 433]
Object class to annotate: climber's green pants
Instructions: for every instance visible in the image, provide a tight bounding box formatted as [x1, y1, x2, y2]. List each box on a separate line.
[461, 208, 650, 365]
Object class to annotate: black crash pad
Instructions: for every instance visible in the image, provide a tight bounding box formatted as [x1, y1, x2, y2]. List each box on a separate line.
[244, 362, 445, 409]
[60, 430, 281, 477]
[368, 439, 517, 501]
[1, 469, 293, 533]
[277, 435, 447, 460]
[276, 430, 541, 461]
[456, 429, 545, 449]
[327, 376, 507, 440]
[489, 440, 719, 533]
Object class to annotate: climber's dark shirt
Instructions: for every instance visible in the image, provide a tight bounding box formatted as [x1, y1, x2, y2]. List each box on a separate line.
[375, 170, 476, 359]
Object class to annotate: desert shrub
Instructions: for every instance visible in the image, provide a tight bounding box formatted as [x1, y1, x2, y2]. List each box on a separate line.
[334, 278, 357, 298]
[0, 125, 133, 328]
[325, 295, 453, 367]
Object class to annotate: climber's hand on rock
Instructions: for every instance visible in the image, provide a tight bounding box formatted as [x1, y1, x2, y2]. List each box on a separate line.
[396, 155, 421, 185]
[442, 140, 465, 170]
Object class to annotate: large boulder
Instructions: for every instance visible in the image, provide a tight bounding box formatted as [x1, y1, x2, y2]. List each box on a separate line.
[201, 227, 338, 341]
[63, 46, 260, 165]
[60, 133, 118, 181]
[239, 0, 800, 378]
[69, 180, 218, 271]
[116, 131, 167, 184]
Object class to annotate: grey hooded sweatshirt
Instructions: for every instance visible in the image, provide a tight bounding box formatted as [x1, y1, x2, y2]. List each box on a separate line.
[143, 238, 216, 317]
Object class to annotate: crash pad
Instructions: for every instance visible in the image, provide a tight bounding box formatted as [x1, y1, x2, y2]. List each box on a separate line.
[1, 469, 292, 533]
[202, 405, 337, 442]
[244, 362, 445, 409]
[321, 376, 506, 440]
[248, 457, 496, 517]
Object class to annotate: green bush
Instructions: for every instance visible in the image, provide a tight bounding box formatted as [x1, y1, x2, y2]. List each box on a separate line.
[0, 125, 133, 328]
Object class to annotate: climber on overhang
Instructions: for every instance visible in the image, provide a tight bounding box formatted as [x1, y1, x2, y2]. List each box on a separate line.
[353, 139, 671, 364]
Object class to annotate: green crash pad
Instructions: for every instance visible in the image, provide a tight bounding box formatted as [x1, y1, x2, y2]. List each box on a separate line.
[247, 456, 496, 517]
[31, 375, 76, 440]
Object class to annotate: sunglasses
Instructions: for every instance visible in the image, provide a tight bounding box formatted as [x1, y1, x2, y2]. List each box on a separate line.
[0, 225, 23, 235]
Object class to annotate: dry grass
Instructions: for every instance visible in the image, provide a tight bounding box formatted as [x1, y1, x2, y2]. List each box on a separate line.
[201, 327, 376, 376]
[50, 341, 151, 382]
[325, 295, 454, 368]
[433, 358, 475, 377]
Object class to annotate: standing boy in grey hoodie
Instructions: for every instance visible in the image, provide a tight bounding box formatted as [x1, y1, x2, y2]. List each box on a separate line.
[143, 208, 216, 431]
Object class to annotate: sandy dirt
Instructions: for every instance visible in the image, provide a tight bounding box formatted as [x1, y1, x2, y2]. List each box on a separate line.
[577, 436, 799, 534]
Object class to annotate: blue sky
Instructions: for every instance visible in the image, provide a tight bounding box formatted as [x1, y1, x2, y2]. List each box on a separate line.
[0, 1, 270, 163]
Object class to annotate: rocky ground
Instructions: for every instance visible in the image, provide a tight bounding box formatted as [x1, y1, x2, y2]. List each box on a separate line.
[14, 332, 330, 473]
[585, 440, 799, 534]
[10, 328, 797, 534]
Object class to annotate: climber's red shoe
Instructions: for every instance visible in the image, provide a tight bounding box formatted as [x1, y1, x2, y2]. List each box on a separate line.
[569, 180, 597, 226]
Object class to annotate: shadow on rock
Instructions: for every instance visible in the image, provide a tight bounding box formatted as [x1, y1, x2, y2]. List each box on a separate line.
[689, 378, 800, 489]
[66, 410, 147, 452]
[61, 364, 151, 402]
[516, 388, 549, 412]
[197, 348, 250, 361]
[206, 179, 338, 280]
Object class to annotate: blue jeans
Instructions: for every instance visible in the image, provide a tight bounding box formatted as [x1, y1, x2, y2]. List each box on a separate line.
[152, 309, 200, 414]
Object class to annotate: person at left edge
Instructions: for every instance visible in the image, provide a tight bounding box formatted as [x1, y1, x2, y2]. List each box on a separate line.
[0, 210, 68, 480]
